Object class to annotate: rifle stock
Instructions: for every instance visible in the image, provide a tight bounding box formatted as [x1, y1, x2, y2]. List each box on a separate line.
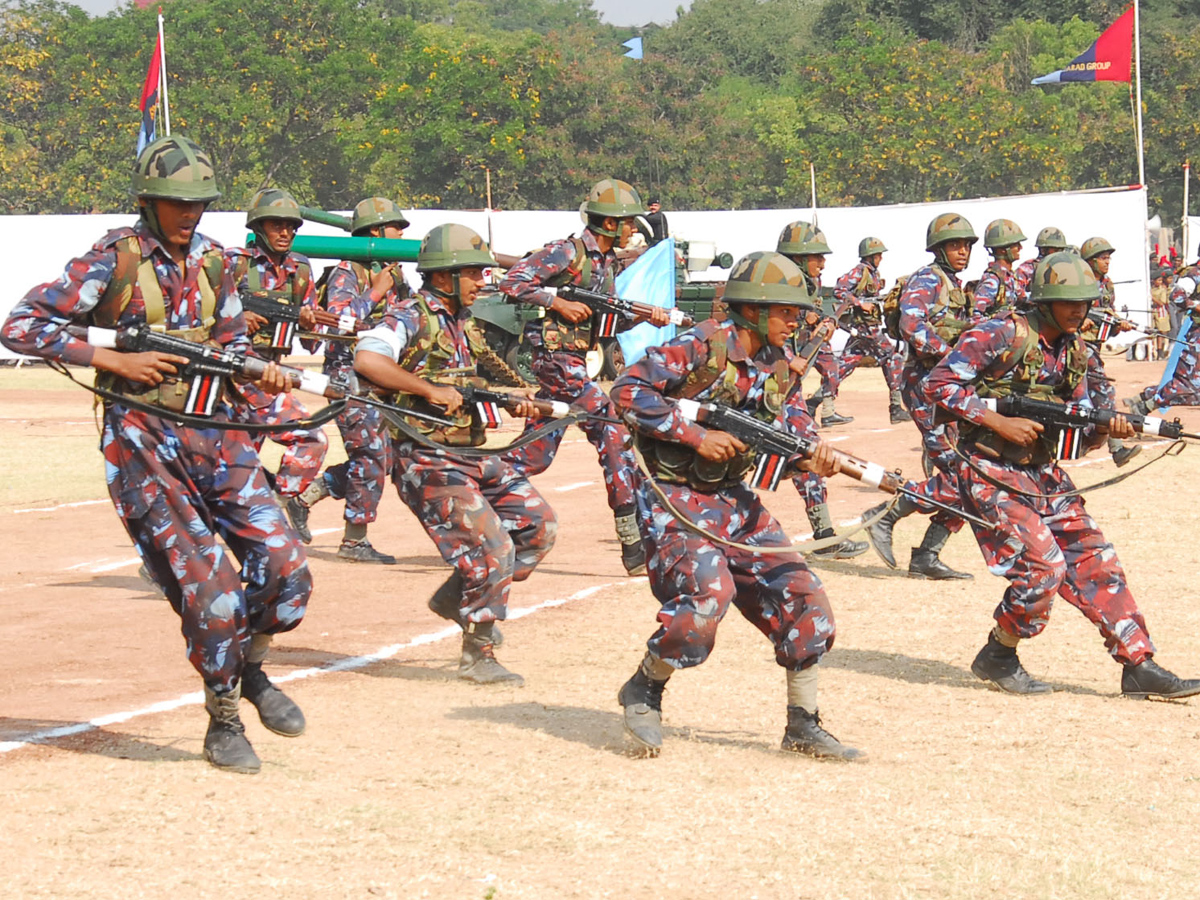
[557, 283, 693, 328]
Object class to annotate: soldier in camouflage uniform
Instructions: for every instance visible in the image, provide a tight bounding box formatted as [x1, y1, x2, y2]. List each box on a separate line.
[862, 213, 975, 580]
[776, 221, 853, 427]
[0, 136, 311, 774]
[353, 224, 557, 685]
[1077, 237, 1140, 467]
[972, 219, 1025, 319]
[224, 188, 329, 532]
[832, 237, 911, 424]
[498, 178, 668, 576]
[291, 197, 413, 563]
[611, 251, 864, 761]
[924, 252, 1200, 699]
[1014, 226, 1069, 306]
[1125, 272, 1200, 413]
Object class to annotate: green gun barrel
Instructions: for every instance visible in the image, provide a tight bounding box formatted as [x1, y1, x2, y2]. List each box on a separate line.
[299, 206, 353, 231]
[289, 234, 422, 263]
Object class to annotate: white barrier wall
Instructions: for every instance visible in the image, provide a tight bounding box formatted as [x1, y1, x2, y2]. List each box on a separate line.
[0, 186, 1150, 359]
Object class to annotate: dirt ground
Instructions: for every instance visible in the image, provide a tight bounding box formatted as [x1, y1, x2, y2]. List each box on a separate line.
[3, 354, 1200, 900]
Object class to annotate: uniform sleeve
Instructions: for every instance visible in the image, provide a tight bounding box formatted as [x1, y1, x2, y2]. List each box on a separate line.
[497, 240, 575, 309]
[781, 393, 820, 471]
[923, 318, 1019, 423]
[211, 249, 252, 354]
[354, 307, 420, 364]
[0, 241, 121, 367]
[972, 272, 999, 319]
[899, 272, 951, 361]
[610, 331, 711, 448]
[833, 266, 859, 307]
[324, 262, 374, 323]
[296, 255, 320, 311]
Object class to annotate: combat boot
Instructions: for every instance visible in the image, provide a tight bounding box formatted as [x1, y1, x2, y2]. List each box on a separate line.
[427, 571, 503, 647]
[888, 390, 912, 424]
[287, 476, 329, 545]
[781, 707, 865, 761]
[1111, 443, 1142, 468]
[617, 661, 669, 756]
[459, 622, 523, 686]
[862, 499, 913, 569]
[614, 505, 647, 576]
[1123, 392, 1153, 417]
[970, 632, 1052, 695]
[804, 389, 824, 417]
[810, 528, 869, 560]
[337, 538, 397, 564]
[819, 395, 854, 427]
[203, 683, 260, 774]
[908, 522, 972, 580]
[1121, 658, 1200, 700]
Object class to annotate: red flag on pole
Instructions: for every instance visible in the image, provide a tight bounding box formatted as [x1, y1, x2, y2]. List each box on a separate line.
[136, 31, 162, 155]
[1031, 8, 1134, 84]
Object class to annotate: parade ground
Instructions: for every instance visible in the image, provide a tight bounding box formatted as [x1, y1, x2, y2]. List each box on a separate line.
[3, 356, 1200, 899]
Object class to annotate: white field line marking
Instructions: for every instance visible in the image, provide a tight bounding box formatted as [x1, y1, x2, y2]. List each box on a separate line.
[0, 580, 628, 756]
[825, 435, 851, 443]
[91, 558, 140, 574]
[14, 499, 108, 514]
[865, 428, 894, 433]
[554, 481, 595, 492]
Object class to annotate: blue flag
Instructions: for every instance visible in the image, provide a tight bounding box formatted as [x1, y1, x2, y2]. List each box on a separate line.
[621, 37, 643, 60]
[616, 238, 677, 367]
[1155, 318, 1190, 409]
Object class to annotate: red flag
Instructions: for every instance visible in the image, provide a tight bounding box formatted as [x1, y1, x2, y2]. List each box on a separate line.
[1031, 8, 1133, 84]
[136, 32, 162, 155]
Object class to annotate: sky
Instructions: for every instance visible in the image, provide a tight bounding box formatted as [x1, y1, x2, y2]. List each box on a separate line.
[67, 0, 692, 26]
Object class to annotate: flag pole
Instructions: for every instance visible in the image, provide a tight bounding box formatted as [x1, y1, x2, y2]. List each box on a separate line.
[157, 10, 171, 135]
[1184, 161, 1192, 261]
[809, 163, 818, 227]
[1133, 0, 1145, 186]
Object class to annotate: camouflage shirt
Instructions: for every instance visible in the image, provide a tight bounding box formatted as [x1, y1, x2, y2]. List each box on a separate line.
[973, 261, 1018, 319]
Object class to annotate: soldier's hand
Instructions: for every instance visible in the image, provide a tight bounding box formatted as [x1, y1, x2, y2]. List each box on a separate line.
[550, 296, 592, 324]
[115, 351, 188, 386]
[299, 307, 317, 330]
[636, 306, 672, 328]
[310, 309, 343, 329]
[370, 266, 396, 298]
[243, 310, 268, 335]
[697, 430, 748, 462]
[1118, 319, 1135, 333]
[425, 384, 463, 414]
[798, 439, 837, 477]
[252, 360, 289, 395]
[1105, 413, 1136, 439]
[994, 415, 1043, 447]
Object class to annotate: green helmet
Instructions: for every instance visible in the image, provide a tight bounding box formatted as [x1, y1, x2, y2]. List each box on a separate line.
[983, 218, 1026, 249]
[132, 135, 220, 202]
[350, 197, 410, 236]
[724, 252, 812, 306]
[1029, 251, 1101, 303]
[1079, 237, 1115, 261]
[858, 237, 887, 258]
[416, 223, 496, 273]
[776, 221, 831, 256]
[245, 187, 302, 228]
[1035, 226, 1068, 251]
[583, 178, 645, 219]
[925, 212, 977, 251]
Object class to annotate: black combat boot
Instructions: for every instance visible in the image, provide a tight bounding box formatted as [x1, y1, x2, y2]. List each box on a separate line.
[908, 522, 973, 580]
[810, 528, 870, 560]
[1110, 442, 1142, 468]
[862, 499, 915, 569]
[1122, 392, 1153, 417]
[804, 389, 824, 417]
[284, 498, 312, 544]
[781, 707, 866, 761]
[614, 505, 647, 576]
[459, 622, 523, 686]
[241, 662, 306, 737]
[617, 668, 668, 756]
[970, 632, 1052, 695]
[203, 684, 261, 774]
[1121, 658, 1200, 700]
[337, 538, 397, 564]
[428, 571, 503, 647]
[888, 390, 913, 424]
[819, 396, 854, 427]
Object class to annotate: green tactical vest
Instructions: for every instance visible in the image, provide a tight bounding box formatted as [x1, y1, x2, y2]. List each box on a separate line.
[232, 254, 311, 349]
[92, 232, 224, 413]
[541, 236, 613, 353]
[959, 308, 1089, 466]
[637, 320, 796, 491]
[928, 265, 973, 346]
[977, 262, 1009, 317]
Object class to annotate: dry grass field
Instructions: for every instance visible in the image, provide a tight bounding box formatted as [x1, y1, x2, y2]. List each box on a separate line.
[3, 355, 1200, 900]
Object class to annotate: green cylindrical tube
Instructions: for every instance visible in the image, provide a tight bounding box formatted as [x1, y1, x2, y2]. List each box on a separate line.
[299, 206, 353, 231]
[289, 234, 422, 262]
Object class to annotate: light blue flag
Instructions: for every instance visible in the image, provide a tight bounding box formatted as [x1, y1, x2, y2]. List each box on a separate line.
[616, 238, 677, 367]
[1155, 318, 1190, 410]
[621, 37, 643, 60]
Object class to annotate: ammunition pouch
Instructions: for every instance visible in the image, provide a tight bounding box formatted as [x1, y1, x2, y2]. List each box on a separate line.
[389, 373, 487, 447]
[636, 434, 755, 492]
[541, 310, 594, 354]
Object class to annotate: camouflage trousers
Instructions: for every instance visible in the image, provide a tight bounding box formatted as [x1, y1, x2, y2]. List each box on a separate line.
[813, 345, 842, 399]
[958, 456, 1153, 666]
[901, 362, 964, 533]
[1085, 343, 1116, 411]
[837, 328, 904, 393]
[638, 479, 835, 670]
[325, 365, 392, 524]
[790, 469, 827, 515]
[393, 444, 557, 623]
[229, 382, 329, 498]
[104, 404, 311, 691]
[1154, 331, 1200, 407]
[503, 350, 637, 512]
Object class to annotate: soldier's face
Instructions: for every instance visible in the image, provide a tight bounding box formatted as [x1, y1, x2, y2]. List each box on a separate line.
[941, 239, 973, 271]
[1048, 300, 1090, 334]
[617, 217, 635, 248]
[380, 223, 405, 240]
[804, 255, 826, 278]
[867, 253, 883, 268]
[150, 198, 206, 249]
[766, 305, 801, 346]
[259, 218, 297, 254]
[454, 267, 487, 308]
[1092, 252, 1112, 276]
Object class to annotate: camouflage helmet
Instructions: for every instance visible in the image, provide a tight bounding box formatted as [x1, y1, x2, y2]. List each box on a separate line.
[723, 251, 813, 306]
[1079, 236, 1116, 261]
[1029, 251, 1101, 303]
[1035, 226, 1069, 251]
[583, 178, 645, 220]
[350, 197, 410, 236]
[132, 135, 220, 202]
[983, 219, 1027, 249]
[245, 187, 302, 228]
[925, 212, 977, 251]
[858, 236, 887, 258]
[776, 221, 832, 256]
[416, 223, 496, 273]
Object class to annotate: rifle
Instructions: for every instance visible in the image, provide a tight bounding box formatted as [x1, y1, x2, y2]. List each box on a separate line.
[984, 394, 1200, 446]
[455, 384, 570, 426]
[673, 398, 991, 528]
[71, 324, 455, 428]
[240, 295, 301, 350]
[556, 283, 693, 338]
[1086, 308, 1185, 344]
[792, 295, 854, 378]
